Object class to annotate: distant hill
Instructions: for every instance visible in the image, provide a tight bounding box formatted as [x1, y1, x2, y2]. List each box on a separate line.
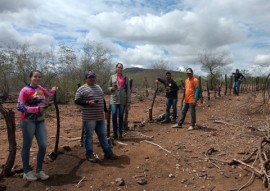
[124, 67, 180, 74]
[123, 67, 150, 74]
[123, 67, 188, 88]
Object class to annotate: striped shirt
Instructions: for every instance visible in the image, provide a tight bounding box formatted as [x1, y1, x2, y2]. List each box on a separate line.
[75, 84, 104, 121]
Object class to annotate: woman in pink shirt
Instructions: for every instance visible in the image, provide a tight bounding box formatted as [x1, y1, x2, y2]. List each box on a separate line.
[108, 63, 131, 140]
[17, 70, 57, 181]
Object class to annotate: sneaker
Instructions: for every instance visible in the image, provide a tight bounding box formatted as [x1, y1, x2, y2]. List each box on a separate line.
[36, 171, 50, 180]
[23, 171, 37, 181]
[188, 126, 194, 130]
[171, 123, 182, 128]
[104, 153, 119, 160]
[86, 153, 99, 163]
[161, 119, 171, 124]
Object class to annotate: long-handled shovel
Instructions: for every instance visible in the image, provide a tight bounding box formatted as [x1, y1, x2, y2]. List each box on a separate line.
[49, 92, 60, 161]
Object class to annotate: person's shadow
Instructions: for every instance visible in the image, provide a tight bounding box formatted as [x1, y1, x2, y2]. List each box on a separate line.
[98, 155, 130, 169]
[45, 154, 85, 187]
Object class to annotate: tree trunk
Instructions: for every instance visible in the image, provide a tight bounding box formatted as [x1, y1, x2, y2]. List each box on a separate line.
[210, 73, 214, 90]
[0, 104, 16, 177]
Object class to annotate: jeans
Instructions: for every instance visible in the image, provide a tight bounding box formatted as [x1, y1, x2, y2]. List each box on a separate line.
[178, 103, 196, 126]
[233, 80, 241, 95]
[83, 120, 112, 156]
[111, 104, 126, 132]
[165, 98, 177, 121]
[21, 120, 47, 173]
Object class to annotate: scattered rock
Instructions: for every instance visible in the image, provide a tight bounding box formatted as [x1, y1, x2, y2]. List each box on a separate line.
[137, 178, 147, 185]
[181, 179, 187, 183]
[145, 156, 149, 159]
[115, 178, 125, 186]
[169, 173, 175, 178]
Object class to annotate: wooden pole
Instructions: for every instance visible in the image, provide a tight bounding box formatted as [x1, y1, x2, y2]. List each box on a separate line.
[180, 80, 185, 108]
[49, 92, 61, 161]
[124, 79, 133, 130]
[149, 84, 159, 121]
[224, 74, 227, 95]
[106, 105, 111, 137]
[199, 76, 203, 104]
[230, 76, 233, 95]
[206, 80, 210, 101]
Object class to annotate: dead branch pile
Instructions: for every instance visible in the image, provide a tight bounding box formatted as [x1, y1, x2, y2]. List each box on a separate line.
[241, 93, 270, 115]
[206, 136, 270, 190]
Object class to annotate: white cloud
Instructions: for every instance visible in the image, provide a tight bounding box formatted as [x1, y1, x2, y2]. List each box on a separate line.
[0, 0, 269, 74]
[254, 54, 270, 66]
[0, 22, 22, 45]
[26, 33, 54, 51]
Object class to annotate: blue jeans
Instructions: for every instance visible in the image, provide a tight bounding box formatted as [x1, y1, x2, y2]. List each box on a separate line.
[21, 121, 47, 173]
[233, 80, 241, 95]
[83, 120, 112, 156]
[178, 103, 196, 126]
[111, 104, 126, 132]
[165, 98, 177, 121]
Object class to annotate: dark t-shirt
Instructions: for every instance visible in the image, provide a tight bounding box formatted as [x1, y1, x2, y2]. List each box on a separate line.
[232, 73, 244, 82]
[157, 78, 179, 98]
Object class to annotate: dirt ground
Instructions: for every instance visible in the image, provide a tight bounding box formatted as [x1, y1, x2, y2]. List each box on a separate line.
[0, 91, 270, 191]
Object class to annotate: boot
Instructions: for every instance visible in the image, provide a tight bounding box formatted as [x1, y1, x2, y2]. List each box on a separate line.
[119, 131, 123, 140]
[112, 132, 118, 140]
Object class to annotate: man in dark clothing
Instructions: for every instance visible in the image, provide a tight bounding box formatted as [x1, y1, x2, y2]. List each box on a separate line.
[155, 72, 179, 123]
[232, 69, 245, 96]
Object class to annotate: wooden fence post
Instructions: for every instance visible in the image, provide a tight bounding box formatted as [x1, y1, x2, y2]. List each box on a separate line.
[218, 85, 221, 97]
[124, 79, 133, 130]
[230, 76, 233, 95]
[149, 84, 159, 121]
[206, 80, 210, 101]
[224, 74, 227, 95]
[199, 76, 203, 104]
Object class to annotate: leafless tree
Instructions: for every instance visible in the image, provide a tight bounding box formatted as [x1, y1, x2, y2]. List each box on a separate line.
[80, 41, 113, 88]
[199, 50, 232, 90]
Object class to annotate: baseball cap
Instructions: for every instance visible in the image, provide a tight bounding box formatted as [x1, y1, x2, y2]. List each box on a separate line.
[186, 68, 193, 74]
[85, 71, 96, 78]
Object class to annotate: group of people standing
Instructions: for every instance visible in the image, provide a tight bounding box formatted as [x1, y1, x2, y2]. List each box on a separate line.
[17, 63, 131, 181]
[16, 64, 244, 182]
[156, 68, 245, 131]
[156, 68, 200, 130]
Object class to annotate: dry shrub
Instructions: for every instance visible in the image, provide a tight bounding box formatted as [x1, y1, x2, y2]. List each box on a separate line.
[242, 92, 270, 115]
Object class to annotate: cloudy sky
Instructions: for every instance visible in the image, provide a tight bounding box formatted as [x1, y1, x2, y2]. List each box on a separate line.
[0, 0, 270, 74]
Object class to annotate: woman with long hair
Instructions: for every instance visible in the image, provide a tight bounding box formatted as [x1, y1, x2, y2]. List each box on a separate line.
[108, 63, 131, 140]
[17, 70, 57, 181]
